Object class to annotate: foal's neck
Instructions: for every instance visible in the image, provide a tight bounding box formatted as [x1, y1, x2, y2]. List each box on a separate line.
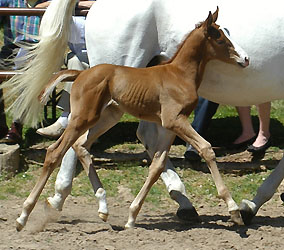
[170, 28, 208, 87]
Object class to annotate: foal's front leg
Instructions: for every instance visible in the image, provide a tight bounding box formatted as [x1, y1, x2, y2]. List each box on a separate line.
[165, 115, 243, 225]
[137, 121, 199, 221]
[125, 126, 175, 228]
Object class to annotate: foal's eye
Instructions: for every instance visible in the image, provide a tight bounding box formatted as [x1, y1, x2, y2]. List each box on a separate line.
[216, 39, 226, 45]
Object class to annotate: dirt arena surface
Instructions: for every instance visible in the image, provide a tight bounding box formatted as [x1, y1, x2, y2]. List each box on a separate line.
[1, 191, 284, 250]
[1, 142, 284, 250]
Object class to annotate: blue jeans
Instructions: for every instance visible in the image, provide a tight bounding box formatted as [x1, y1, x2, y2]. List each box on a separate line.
[192, 97, 219, 137]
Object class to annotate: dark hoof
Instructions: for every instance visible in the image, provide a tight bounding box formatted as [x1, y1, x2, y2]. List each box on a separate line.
[239, 202, 256, 225]
[280, 193, 284, 202]
[176, 207, 200, 222]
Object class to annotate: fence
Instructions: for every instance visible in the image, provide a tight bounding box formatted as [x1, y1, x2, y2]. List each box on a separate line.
[0, 7, 88, 121]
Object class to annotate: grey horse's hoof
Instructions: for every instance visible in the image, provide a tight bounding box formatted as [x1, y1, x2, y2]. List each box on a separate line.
[176, 207, 200, 222]
[280, 193, 284, 202]
[239, 202, 256, 225]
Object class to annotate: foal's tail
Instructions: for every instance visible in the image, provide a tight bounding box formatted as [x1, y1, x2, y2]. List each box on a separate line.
[1, 0, 77, 127]
[39, 70, 81, 105]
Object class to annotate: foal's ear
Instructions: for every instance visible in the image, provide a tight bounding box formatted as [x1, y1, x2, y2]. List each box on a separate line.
[212, 6, 219, 23]
[203, 9, 221, 39]
[204, 11, 213, 29]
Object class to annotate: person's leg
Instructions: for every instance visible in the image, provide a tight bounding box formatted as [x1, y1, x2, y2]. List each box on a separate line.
[0, 88, 8, 139]
[230, 106, 256, 148]
[192, 97, 219, 135]
[247, 102, 271, 152]
[0, 47, 26, 144]
[0, 43, 18, 139]
[1, 119, 23, 144]
[184, 97, 219, 160]
[254, 102, 271, 146]
[0, 43, 18, 69]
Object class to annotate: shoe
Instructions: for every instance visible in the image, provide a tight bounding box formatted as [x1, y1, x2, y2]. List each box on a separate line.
[0, 122, 22, 144]
[0, 126, 8, 139]
[184, 149, 201, 161]
[227, 136, 257, 150]
[247, 137, 271, 153]
[36, 120, 65, 138]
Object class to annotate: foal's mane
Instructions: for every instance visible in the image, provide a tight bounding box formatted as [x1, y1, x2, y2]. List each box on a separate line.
[160, 22, 203, 65]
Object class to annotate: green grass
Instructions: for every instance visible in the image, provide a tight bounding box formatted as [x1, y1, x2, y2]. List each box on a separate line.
[1, 100, 283, 207]
[0, 160, 274, 208]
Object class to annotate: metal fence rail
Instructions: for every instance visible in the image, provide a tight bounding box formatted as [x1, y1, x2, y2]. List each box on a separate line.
[0, 7, 88, 16]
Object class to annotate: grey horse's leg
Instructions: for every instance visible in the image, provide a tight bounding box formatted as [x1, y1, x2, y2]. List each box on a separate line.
[240, 157, 284, 225]
[46, 147, 77, 211]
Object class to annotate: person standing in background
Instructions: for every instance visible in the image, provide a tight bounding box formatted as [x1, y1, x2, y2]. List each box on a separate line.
[0, 0, 49, 143]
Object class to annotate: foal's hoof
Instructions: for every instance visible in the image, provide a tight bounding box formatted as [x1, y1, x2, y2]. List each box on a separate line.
[176, 207, 200, 222]
[229, 210, 244, 225]
[98, 212, 108, 222]
[239, 201, 256, 225]
[124, 221, 135, 229]
[16, 219, 24, 232]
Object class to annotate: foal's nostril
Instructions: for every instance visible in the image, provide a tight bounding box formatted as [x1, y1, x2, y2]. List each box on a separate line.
[237, 56, 249, 68]
[244, 57, 249, 66]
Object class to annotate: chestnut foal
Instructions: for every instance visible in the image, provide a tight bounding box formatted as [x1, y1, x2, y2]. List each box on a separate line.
[16, 10, 247, 231]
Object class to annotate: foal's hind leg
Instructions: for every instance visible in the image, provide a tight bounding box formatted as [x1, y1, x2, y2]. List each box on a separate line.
[16, 120, 90, 231]
[72, 105, 124, 221]
[16, 73, 110, 231]
[46, 102, 123, 220]
[137, 121, 199, 221]
[163, 115, 243, 225]
[72, 131, 109, 221]
[125, 126, 175, 228]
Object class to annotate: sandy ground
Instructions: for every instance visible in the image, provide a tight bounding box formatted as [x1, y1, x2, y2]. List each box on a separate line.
[1, 193, 284, 250]
[1, 145, 284, 250]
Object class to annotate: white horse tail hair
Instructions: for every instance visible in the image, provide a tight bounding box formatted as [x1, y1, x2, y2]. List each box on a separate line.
[1, 0, 77, 127]
[39, 70, 81, 105]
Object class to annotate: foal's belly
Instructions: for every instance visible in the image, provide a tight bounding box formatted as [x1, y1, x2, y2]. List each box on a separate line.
[119, 103, 161, 124]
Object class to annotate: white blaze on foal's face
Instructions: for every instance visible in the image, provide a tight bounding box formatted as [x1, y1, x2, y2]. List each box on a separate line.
[221, 27, 249, 67]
